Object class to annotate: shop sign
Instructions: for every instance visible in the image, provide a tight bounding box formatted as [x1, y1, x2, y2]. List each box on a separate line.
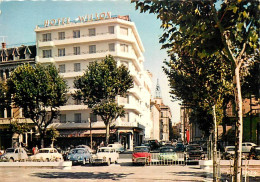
[44, 12, 111, 27]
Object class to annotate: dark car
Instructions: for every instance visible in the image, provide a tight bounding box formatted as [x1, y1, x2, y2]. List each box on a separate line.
[249, 146, 260, 160]
[185, 144, 205, 161]
[148, 140, 160, 151]
[175, 143, 185, 152]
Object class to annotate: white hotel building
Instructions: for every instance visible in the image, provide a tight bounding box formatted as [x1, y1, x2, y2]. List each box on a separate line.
[35, 13, 152, 150]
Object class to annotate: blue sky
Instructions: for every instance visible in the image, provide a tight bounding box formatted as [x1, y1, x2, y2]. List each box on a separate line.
[0, 0, 181, 123]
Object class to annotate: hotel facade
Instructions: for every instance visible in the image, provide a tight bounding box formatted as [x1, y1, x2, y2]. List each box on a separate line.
[35, 13, 153, 150]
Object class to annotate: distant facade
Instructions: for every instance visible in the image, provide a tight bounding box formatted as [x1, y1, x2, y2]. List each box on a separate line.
[35, 13, 152, 150]
[151, 80, 172, 141]
[0, 43, 36, 149]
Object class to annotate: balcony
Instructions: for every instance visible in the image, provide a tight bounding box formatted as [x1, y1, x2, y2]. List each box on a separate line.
[114, 120, 138, 128]
[50, 121, 105, 129]
[59, 104, 88, 111]
[0, 118, 34, 125]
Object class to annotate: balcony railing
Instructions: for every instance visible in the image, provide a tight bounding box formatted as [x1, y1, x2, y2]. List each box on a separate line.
[38, 32, 114, 42]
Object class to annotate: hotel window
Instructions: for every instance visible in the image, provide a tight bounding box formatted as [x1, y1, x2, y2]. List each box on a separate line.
[42, 33, 52, 42]
[120, 44, 128, 52]
[74, 46, 80, 55]
[74, 113, 81, 123]
[73, 30, 80, 38]
[58, 32, 65, 40]
[42, 50, 52, 58]
[109, 43, 115, 52]
[90, 113, 97, 122]
[25, 53, 30, 59]
[74, 63, 81, 72]
[60, 114, 66, 123]
[89, 45, 96, 54]
[59, 64, 65, 73]
[120, 27, 128, 36]
[88, 28, 96, 36]
[58, 48, 65, 57]
[108, 26, 114, 34]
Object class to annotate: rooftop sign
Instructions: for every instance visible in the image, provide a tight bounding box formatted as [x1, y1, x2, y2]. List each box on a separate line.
[43, 12, 112, 27]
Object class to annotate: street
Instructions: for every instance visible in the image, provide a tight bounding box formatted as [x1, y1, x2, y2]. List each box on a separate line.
[1, 159, 260, 182]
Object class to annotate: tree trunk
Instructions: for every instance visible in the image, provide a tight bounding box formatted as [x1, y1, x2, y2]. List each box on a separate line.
[40, 133, 44, 149]
[105, 123, 110, 146]
[233, 67, 243, 182]
[212, 105, 219, 182]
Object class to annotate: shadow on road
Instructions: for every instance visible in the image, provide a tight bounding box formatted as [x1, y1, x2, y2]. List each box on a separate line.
[168, 171, 212, 179]
[31, 172, 134, 180]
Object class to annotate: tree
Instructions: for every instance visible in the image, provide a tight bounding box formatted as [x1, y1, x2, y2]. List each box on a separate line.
[163, 53, 232, 181]
[47, 126, 60, 148]
[74, 55, 133, 145]
[133, 1, 259, 181]
[9, 120, 30, 147]
[7, 63, 68, 148]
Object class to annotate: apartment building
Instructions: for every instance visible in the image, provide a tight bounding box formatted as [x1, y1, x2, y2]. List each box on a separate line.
[35, 13, 152, 150]
[0, 43, 36, 149]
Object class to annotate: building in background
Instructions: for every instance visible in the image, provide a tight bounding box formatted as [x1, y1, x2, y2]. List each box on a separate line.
[35, 13, 152, 150]
[0, 43, 36, 149]
[151, 80, 172, 142]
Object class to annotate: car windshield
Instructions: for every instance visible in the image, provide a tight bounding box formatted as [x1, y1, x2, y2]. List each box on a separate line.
[71, 149, 85, 154]
[39, 149, 50, 153]
[98, 149, 110, 153]
[160, 148, 175, 153]
[134, 147, 149, 153]
[227, 148, 235, 151]
[6, 149, 15, 153]
[187, 145, 201, 151]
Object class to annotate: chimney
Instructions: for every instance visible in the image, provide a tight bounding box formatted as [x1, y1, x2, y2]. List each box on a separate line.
[2, 42, 6, 49]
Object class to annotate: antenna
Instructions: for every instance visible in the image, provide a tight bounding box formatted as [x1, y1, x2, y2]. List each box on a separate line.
[155, 78, 161, 98]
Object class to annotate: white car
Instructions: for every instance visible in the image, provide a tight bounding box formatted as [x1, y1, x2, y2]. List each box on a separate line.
[242, 142, 257, 153]
[92, 147, 119, 166]
[107, 143, 124, 153]
[0, 148, 28, 162]
[30, 148, 63, 162]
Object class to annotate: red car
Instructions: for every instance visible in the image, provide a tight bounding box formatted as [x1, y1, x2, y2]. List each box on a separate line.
[132, 146, 151, 165]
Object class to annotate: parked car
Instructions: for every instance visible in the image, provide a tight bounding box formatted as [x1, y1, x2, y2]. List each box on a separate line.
[148, 139, 160, 151]
[185, 144, 205, 161]
[132, 146, 151, 165]
[158, 146, 178, 161]
[76, 145, 95, 153]
[175, 143, 185, 152]
[29, 148, 63, 162]
[67, 148, 92, 165]
[0, 148, 28, 162]
[249, 146, 260, 160]
[242, 142, 257, 153]
[107, 143, 124, 153]
[222, 146, 235, 160]
[92, 147, 119, 166]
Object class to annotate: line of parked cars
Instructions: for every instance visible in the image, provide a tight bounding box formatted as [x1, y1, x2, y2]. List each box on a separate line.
[0, 143, 124, 166]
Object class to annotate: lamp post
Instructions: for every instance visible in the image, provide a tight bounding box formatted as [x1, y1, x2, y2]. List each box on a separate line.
[88, 118, 92, 150]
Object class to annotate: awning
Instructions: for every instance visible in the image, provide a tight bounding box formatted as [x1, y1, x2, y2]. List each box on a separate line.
[59, 129, 116, 137]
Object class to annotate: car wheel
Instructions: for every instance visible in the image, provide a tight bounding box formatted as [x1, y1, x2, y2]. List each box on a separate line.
[107, 159, 111, 166]
[115, 158, 118, 164]
[9, 158, 14, 162]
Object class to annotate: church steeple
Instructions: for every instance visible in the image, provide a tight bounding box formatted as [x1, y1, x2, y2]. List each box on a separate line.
[155, 78, 161, 98]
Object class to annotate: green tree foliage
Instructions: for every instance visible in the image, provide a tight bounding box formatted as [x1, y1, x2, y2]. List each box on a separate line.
[0, 81, 10, 109]
[47, 126, 60, 148]
[10, 120, 30, 135]
[133, 1, 259, 181]
[74, 55, 133, 145]
[7, 63, 68, 148]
